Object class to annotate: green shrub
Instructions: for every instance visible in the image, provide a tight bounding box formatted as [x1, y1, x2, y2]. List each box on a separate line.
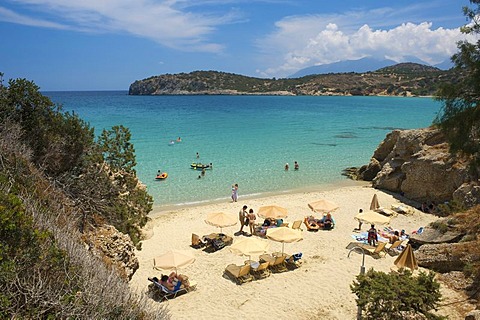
[351, 269, 444, 320]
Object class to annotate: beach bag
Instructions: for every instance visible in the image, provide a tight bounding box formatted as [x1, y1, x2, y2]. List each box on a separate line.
[244, 218, 249, 226]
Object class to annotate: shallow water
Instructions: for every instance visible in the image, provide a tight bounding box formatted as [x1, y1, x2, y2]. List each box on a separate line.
[45, 91, 441, 208]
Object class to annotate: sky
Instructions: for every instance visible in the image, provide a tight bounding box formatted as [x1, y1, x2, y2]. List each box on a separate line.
[0, 0, 475, 91]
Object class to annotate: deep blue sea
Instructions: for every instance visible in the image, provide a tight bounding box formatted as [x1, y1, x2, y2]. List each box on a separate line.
[44, 91, 441, 208]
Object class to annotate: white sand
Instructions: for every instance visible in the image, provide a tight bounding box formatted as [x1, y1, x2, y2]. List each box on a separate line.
[129, 183, 466, 320]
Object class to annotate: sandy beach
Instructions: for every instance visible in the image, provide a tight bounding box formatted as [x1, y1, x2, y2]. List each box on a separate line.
[130, 183, 467, 320]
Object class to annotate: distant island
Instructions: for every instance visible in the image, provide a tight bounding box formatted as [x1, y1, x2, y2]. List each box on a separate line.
[128, 62, 459, 97]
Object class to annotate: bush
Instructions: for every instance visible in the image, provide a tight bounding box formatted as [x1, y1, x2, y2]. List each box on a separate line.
[351, 269, 444, 320]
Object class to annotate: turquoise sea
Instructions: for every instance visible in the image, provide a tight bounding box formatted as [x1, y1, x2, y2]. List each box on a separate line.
[44, 91, 441, 208]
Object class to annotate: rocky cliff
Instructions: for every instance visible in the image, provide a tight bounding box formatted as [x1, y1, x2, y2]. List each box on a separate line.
[350, 127, 480, 208]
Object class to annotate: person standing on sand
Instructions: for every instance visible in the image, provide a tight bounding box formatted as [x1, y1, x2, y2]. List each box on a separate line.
[355, 209, 363, 231]
[247, 208, 256, 236]
[238, 205, 248, 234]
[231, 183, 238, 202]
[367, 224, 378, 246]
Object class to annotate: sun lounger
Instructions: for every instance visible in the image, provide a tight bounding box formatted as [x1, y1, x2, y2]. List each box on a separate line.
[260, 254, 287, 273]
[391, 204, 413, 214]
[224, 263, 254, 284]
[346, 241, 387, 258]
[291, 220, 303, 231]
[148, 277, 196, 301]
[285, 252, 303, 270]
[375, 207, 397, 216]
[250, 261, 271, 279]
[304, 218, 320, 231]
[385, 239, 403, 255]
[191, 233, 206, 249]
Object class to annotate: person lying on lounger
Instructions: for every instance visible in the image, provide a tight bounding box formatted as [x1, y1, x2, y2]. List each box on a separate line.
[304, 216, 320, 230]
[160, 272, 190, 291]
[320, 213, 335, 230]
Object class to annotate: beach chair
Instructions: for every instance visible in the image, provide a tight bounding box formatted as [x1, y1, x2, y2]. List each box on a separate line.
[391, 204, 413, 215]
[346, 241, 388, 258]
[224, 263, 254, 285]
[269, 255, 288, 273]
[303, 217, 320, 232]
[285, 252, 303, 270]
[191, 233, 206, 249]
[259, 253, 275, 265]
[375, 207, 397, 217]
[385, 240, 403, 255]
[291, 220, 303, 231]
[148, 277, 192, 301]
[250, 261, 271, 279]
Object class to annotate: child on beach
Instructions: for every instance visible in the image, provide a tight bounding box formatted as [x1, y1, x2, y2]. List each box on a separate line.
[231, 184, 238, 202]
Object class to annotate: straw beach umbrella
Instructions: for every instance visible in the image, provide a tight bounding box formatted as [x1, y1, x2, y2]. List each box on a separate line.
[154, 249, 195, 273]
[257, 205, 288, 219]
[394, 244, 418, 271]
[205, 212, 237, 233]
[230, 237, 270, 261]
[308, 199, 339, 213]
[266, 227, 302, 254]
[354, 210, 391, 225]
[370, 194, 380, 211]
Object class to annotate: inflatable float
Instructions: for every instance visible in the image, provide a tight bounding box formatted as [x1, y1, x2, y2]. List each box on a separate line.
[155, 172, 168, 180]
[190, 162, 211, 170]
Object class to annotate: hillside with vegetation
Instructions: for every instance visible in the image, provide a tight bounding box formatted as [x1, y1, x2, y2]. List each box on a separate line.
[0, 75, 166, 319]
[129, 63, 459, 97]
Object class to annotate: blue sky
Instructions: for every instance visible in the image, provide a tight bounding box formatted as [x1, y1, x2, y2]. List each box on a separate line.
[0, 0, 474, 91]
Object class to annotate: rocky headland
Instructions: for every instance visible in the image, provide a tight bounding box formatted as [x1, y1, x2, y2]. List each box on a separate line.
[129, 63, 458, 97]
[345, 127, 479, 208]
[346, 126, 480, 311]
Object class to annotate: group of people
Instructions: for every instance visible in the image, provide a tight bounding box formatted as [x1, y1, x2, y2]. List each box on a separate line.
[304, 213, 335, 230]
[285, 161, 299, 171]
[237, 204, 256, 235]
[367, 224, 408, 246]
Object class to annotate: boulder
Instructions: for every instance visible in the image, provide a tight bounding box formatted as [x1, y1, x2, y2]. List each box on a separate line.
[409, 226, 465, 245]
[354, 127, 477, 207]
[415, 243, 474, 273]
[465, 310, 480, 320]
[359, 158, 382, 181]
[453, 183, 480, 208]
[84, 225, 139, 280]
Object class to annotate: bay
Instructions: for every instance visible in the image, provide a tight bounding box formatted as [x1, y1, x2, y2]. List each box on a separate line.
[44, 91, 441, 208]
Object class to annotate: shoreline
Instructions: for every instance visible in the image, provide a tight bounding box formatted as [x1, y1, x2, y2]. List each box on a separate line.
[149, 179, 369, 215]
[131, 184, 465, 320]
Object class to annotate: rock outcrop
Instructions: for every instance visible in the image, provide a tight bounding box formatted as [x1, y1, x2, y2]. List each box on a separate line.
[415, 242, 477, 273]
[84, 225, 139, 280]
[409, 226, 465, 245]
[355, 127, 477, 207]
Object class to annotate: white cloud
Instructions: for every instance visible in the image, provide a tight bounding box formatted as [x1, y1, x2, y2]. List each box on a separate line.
[0, 6, 68, 29]
[258, 10, 475, 78]
[0, 0, 239, 52]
